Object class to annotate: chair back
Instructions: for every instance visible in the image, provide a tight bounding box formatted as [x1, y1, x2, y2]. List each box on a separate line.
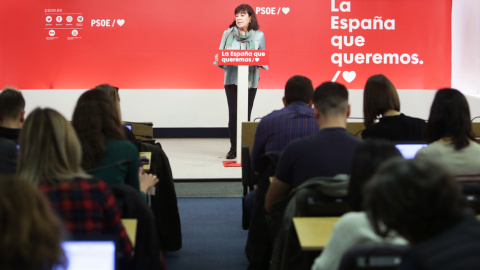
[303, 175, 350, 216]
[109, 184, 162, 270]
[460, 183, 480, 214]
[338, 244, 408, 270]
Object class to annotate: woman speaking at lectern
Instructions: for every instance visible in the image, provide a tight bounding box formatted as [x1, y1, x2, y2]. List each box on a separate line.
[214, 4, 268, 159]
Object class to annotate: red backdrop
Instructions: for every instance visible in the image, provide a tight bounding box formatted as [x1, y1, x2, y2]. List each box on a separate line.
[0, 0, 451, 89]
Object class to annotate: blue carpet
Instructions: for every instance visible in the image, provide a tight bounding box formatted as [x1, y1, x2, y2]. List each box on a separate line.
[164, 197, 248, 270]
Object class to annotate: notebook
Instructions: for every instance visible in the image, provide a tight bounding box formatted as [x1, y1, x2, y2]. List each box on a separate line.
[56, 240, 116, 270]
[395, 143, 427, 159]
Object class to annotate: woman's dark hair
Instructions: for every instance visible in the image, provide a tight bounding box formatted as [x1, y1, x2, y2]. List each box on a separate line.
[364, 158, 467, 244]
[427, 88, 475, 150]
[72, 89, 126, 170]
[363, 74, 400, 128]
[348, 139, 402, 211]
[228, 4, 259, 30]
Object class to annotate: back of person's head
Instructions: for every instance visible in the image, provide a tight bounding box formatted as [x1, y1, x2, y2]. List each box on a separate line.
[72, 89, 125, 170]
[284, 75, 314, 105]
[364, 158, 467, 244]
[0, 87, 25, 125]
[427, 88, 474, 150]
[95, 84, 120, 102]
[0, 176, 66, 270]
[313, 81, 349, 117]
[348, 139, 402, 211]
[363, 74, 400, 128]
[95, 84, 122, 119]
[16, 108, 88, 186]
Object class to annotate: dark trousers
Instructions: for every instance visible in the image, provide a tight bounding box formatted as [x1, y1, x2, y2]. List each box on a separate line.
[225, 84, 257, 149]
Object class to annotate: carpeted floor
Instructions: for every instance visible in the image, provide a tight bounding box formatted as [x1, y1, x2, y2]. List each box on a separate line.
[164, 197, 249, 270]
[174, 181, 244, 197]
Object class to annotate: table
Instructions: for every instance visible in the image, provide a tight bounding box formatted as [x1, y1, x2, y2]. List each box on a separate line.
[293, 217, 339, 251]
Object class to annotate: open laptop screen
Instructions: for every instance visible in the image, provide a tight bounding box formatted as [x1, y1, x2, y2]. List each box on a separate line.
[55, 240, 116, 270]
[395, 143, 427, 159]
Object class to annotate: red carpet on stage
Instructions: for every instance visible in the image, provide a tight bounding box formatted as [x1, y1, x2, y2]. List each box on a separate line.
[223, 161, 241, 167]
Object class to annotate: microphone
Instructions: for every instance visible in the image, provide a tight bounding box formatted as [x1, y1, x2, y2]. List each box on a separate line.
[87, 159, 132, 174]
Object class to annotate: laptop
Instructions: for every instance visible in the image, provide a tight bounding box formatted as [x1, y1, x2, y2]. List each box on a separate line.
[56, 240, 116, 270]
[395, 142, 427, 159]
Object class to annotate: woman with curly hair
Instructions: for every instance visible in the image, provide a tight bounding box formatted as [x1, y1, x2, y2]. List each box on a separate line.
[72, 89, 157, 197]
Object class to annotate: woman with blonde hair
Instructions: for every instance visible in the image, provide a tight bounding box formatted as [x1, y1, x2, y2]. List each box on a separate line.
[361, 74, 427, 141]
[16, 108, 132, 260]
[0, 176, 66, 270]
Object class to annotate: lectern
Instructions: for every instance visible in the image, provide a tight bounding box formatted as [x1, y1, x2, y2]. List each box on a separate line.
[218, 50, 269, 163]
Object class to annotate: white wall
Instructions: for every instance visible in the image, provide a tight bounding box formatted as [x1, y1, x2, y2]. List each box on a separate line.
[19, 0, 480, 128]
[452, 0, 480, 94]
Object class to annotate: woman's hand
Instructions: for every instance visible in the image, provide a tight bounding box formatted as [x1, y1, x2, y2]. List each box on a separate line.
[138, 167, 159, 194]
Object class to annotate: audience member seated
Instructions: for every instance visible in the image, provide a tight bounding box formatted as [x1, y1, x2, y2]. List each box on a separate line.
[265, 81, 361, 213]
[95, 84, 139, 148]
[0, 137, 18, 175]
[0, 87, 25, 143]
[365, 158, 480, 270]
[72, 89, 158, 197]
[251, 75, 318, 175]
[361, 74, 427, 141]
[0, 88, 25, 174]
[16, 108, 133, 261]
[415, 88, 480, 179]
[311, 139, 407, 270]
[0, 176, 66, 270]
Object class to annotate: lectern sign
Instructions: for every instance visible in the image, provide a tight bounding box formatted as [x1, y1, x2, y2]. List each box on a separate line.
[218, 50, 269, 66]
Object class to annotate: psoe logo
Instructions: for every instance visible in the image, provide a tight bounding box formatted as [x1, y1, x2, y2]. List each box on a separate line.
[46, 16, 52, 23]
[49, 30, 55, 36]
[77, 16, 84, 22]
[72, 30, 78, 36]
[56, 16, 62, 23]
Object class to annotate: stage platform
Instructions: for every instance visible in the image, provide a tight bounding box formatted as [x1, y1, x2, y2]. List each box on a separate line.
[157, 138, 241, 181]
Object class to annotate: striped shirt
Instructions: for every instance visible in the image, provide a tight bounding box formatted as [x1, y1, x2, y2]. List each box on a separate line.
[251, 101, 318, 173]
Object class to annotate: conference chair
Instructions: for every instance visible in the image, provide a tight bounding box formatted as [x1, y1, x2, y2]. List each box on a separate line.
[242, 146, 254, 229]
[245, 151, 281, 270]
[109, 184, 164, 270]
[338, 244, 408, 270]
[460, 183, 480, 214]
[140, 141, 182, 251]
[269, 176, 349, 270]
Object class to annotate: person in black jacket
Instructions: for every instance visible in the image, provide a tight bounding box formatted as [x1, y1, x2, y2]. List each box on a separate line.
[361, 74, 427, 142]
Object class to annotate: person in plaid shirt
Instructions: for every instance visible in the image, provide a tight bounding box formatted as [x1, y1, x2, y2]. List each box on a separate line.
[16, 108, 133, 261]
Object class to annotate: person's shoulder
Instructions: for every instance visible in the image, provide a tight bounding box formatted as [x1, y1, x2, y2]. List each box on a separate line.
[337, 212, 369, 226]
[401, 114, 427, 124]
[70, 177, 106, 187]
[107, 139, 137, 152]
[414, 142, 444, 159]
[261, 107, 287, 120]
